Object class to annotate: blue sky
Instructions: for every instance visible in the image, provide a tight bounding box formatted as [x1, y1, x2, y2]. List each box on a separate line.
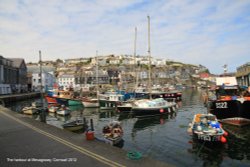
[0, 0, 250, 74]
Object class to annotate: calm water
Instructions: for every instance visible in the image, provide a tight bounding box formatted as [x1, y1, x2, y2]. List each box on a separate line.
[8, 89, 250, 167]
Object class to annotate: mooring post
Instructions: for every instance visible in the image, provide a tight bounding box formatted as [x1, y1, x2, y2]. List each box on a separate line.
[90, 119, 94, 131]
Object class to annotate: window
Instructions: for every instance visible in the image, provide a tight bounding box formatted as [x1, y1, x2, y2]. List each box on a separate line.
[38, 79, 41, 83]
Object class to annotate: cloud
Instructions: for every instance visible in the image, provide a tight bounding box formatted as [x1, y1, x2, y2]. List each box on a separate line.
[0, 0, 250, 73]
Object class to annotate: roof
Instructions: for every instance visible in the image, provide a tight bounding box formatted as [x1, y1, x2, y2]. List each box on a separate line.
[27, 65, 55, 73]
[216, 77, 237, 86]
[9, 58, 25, 68]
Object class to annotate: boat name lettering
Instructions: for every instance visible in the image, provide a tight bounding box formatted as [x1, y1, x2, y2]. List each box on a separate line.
[198, 134, 211, 141]
[216, 102, 228, 109]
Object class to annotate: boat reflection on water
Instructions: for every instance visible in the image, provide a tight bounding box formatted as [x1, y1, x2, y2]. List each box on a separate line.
[222, 124, 250, 162]
[187, 139, 225, 167]
[187, 124, 250, 167]
[133, 112, 177, 132]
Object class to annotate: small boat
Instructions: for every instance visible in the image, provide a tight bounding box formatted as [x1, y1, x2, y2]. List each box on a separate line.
[22, 106, 39, 115]
[48, 104, 59, 113]
[82, 97, 99, 108]
[62, 118, 87, 131]
[102, 121, 123, 145]
[56, 105, 71, 116]
[188, 113, 228, 143]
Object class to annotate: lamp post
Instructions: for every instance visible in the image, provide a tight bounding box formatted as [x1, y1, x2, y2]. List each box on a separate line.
[39, 50, 46, 123]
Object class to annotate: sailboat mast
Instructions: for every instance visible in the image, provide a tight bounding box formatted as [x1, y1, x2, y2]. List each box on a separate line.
[96, 50, 99, 99]
[147, 16, 152, 99]
[134, 27, 138, 92]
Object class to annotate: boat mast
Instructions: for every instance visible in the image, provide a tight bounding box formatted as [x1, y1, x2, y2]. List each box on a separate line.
[147, 16, 152, 99]
[96, 50, 99, 100]
[134, 27, 138, 92]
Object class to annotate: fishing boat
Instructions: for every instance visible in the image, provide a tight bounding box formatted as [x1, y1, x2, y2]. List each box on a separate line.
[62, 118, 87, 131]
[208, 76, 250, 126]
[56, 105, 71, 116]
[22, 106, 39, 115]
[188, 113, 228, 143]
[102, 121, 123, 145]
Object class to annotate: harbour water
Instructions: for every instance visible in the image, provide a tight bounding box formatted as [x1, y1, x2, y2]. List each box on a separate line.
[7, 89, 250, 167]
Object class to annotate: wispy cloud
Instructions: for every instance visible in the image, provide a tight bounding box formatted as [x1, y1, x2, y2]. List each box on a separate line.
[0, 0, 249, 73]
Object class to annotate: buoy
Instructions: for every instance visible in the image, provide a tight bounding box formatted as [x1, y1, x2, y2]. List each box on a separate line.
[160, 109, 164, 113]
[223, 131, 228, 137]
[86, 130, 95, 141]
[221, 136, 227, 143]
[168, 108, 171, 113]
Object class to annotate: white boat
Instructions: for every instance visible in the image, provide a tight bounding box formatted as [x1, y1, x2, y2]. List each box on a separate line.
[56, 106, 71, 116]
[22, 106, 39, 115]
[131, 16, 177, 116]
[62, 118, 87, 131]
[82, 97, 99, 108]
[48, 104, 59, 113]
[131, 98, 176, 116]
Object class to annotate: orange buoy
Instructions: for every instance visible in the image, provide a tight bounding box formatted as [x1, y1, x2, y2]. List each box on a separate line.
[221, 136, 227, 143]
[86, 131, 95, 141]
[160, 109, 164, 113]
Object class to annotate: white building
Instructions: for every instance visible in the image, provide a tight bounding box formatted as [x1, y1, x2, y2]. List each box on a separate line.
[32, 72, 55, 92]
[57, 74, 76, 89]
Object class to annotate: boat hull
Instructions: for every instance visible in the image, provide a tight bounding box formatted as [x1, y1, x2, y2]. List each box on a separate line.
[209, 99, 250, 126]
[131, 106, 175, 116]
[22, 107, 39, 115]
[45, 96, 57, 104]
[99, 100, 119, 110]
[82, 100, 99, 108]
[56, 109, 70, 116]
[55, 97, 68, 106]
[68, 99, 82, 106]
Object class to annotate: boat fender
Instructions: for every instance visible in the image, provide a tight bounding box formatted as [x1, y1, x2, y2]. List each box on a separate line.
[221, 136, 227, 143]
[168, 108, 171, 113]
[223, 131, 228, 137]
